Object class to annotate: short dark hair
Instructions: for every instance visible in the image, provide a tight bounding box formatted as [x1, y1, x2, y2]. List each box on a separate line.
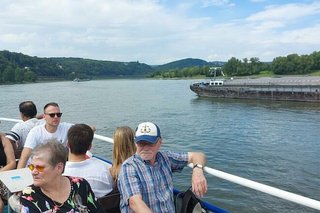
[19, 101, 37, 118]
[67, 124, 93, 155]
[44, 102, 59, 112]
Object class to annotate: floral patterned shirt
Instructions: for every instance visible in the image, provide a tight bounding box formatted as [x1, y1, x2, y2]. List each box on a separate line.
[20, 176, 104, 213]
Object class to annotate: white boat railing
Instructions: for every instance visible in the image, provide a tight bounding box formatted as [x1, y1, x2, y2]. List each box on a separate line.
[1, 117, 320, 211]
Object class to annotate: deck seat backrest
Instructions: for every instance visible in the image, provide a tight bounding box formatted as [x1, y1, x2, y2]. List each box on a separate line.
[97, 187, 120, 213]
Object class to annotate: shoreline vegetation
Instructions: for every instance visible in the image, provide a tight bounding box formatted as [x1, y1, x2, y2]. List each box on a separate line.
[0, 50, 320, 85]
[1, 71, 320, 86]
[2, 72, 319, 85]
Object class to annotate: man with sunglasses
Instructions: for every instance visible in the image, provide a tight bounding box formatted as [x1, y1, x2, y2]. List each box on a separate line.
[17, 102, 73, 169]
[118, 122, 208, 213]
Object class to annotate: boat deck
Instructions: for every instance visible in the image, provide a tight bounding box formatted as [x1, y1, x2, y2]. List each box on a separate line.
[223, 76, 320, 86]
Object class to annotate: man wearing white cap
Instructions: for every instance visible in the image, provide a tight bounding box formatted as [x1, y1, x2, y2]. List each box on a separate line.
[118, 122, 207, 213]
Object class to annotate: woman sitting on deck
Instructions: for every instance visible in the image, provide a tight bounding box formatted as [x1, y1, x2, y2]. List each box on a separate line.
[20, 140, 104, 212]
[110, 126, 136, 184]
[98, 126, 136, 212]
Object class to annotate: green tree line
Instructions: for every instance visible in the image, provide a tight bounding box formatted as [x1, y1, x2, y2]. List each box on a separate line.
[151, 51, 320, 78]
[149, 65, 223, 78]
[1, 50, 320, 84]
[0, 50, 153, 84]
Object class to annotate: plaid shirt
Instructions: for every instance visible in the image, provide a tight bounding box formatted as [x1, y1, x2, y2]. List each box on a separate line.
[118, 151, 188, 213]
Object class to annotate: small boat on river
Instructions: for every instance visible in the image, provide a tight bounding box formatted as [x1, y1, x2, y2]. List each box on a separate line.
[1, 117, 320, 212]
[73, 78, 91, 82]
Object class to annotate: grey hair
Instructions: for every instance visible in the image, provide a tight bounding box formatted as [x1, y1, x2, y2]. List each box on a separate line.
[31, 139, 68, 167]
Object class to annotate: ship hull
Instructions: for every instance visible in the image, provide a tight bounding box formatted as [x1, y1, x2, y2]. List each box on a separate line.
[190, 83, 320, 102]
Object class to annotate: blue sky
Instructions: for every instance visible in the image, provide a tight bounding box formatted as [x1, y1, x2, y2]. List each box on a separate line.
[0, 0, 319, 64]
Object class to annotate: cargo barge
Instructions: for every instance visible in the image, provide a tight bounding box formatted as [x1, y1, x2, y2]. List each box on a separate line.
[190, 76, 320, 102]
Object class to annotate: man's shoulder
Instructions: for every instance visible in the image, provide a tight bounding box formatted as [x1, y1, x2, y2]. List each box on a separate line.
[89, 157, 111, 168]
[158, 150, 188, 164]
[122, 155, 137, 166]
[158, 150, 178, 158]
[28, 123, 45, 132]
[58, 122, 74, 129]
[160, 150, 187, 156]
[25, 118, 44, 126]
[7, 122, 24, 134]
[10, 118, 41, 131]
[65, 160, 86, 168]
[66, 158, 109, 169]
[11, 121, 23, 128]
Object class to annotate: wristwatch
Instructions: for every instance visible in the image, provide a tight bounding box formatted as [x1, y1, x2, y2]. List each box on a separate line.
[193, 164, 203, 170]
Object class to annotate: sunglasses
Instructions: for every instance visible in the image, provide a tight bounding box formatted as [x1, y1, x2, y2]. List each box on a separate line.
[45, 113, 63, 118]
[28, 164, 46, 172]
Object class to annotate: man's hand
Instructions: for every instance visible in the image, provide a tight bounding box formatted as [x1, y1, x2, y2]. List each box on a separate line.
[191, 167, 207, 197]
[36, 114, 44, 119]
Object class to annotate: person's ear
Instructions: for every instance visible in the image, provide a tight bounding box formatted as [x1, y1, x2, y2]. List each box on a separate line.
[56, 162, 64, 173]
[158, 138, 163, 144]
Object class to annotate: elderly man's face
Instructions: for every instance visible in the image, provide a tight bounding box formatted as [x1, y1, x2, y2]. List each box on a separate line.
[135, 138, 162, 163]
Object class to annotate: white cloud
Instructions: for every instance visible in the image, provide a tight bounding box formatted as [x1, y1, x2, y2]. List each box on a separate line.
[201, 0, 235, 8]
[0, 0, 319, 64]
[247, 2, 320, 24]
[250, 0, 266, 3]
[279, 24, 320, 44]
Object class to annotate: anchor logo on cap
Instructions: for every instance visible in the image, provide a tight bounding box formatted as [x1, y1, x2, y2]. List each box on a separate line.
[140, 124, 151, 133]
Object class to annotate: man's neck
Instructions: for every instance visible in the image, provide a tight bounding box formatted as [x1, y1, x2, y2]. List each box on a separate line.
[21, 115, 33, 122]
[68, 153, 87, 162]
[45, 123, 58, 133]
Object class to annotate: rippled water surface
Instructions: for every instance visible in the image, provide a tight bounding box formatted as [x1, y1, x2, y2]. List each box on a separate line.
[1, 79, 319, 213]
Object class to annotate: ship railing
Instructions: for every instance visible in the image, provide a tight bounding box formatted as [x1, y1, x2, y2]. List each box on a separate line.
[95, 134, 320, 211]
[1, 117, 320, 211]
[68, 124, 320, 211]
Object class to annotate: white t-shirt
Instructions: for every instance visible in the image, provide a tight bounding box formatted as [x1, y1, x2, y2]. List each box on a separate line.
[6, 118, 44, 149]
[24, 122, 73, 149]
[63, 158, 114, 198]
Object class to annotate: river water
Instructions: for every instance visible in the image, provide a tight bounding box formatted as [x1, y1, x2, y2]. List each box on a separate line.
[0, 79, 319, 213]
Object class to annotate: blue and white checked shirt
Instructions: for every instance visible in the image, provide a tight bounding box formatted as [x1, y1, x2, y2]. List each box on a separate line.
[118, 151, 188, 213]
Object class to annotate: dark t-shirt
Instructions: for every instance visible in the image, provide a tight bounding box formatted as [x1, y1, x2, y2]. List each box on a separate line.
[0, 139, 7, 167]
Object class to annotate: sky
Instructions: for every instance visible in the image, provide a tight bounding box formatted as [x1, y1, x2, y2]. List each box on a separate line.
[0, 0, 319, 65]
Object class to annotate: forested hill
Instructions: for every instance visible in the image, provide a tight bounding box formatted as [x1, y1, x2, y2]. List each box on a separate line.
[154, 58, 224, 71]
[0, 50, 155, 83]
[1, 50, 319, 84]
[0, 50, 220, 84]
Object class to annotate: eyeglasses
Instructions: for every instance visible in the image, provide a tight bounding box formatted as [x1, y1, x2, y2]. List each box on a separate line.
[45, 113, 63, 118]
[28, 164, 46, 172]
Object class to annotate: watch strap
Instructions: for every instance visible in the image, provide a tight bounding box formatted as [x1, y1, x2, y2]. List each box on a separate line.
[193, 164, 203, 170]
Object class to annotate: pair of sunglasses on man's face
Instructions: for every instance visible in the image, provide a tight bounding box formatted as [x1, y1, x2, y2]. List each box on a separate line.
[45, 112, 63, 118]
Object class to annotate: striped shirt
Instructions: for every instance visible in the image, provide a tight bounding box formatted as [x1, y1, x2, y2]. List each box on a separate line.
[6, 118, 43, 149]
[118, 151, 188, 213]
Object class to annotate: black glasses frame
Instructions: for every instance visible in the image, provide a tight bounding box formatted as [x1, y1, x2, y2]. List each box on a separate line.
[45, 113, 63, 118]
